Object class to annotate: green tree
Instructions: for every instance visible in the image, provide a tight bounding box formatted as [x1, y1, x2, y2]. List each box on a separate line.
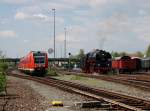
[136, 51, 144, 57]
[146, 45, 150, 57]
[69, 49, 85, 59]
[119, 52, 127, 57]
[111, 51, 120, 58]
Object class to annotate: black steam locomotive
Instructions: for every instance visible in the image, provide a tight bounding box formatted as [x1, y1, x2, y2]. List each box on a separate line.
[81, 49, 112, 73]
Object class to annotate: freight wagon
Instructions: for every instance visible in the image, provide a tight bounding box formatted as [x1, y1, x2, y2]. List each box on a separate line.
[141, 57, 150, 71]
[111, 56, 137, 73]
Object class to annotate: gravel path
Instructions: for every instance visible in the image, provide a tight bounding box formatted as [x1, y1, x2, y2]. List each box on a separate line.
[53, 75, 150, 101]
[6, 76, 103, 111]
[1, 76, 49, 111]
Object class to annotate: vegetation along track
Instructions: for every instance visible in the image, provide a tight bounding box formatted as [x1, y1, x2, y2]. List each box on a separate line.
[59, 71, 150, 91]
[7, 71, 150, 111]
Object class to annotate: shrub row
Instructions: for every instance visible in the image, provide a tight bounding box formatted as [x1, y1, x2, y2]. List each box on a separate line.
[0, 63, 8, 93]
[0, 72, 6, 92]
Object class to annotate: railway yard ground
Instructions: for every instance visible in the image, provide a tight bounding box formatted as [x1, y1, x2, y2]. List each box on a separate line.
[52, 73, 150, 101]
[3, 1, 150, 110]
[0, 76, 48, 111]
[0, 71, 105, 111]
[1, 69, 150, 110]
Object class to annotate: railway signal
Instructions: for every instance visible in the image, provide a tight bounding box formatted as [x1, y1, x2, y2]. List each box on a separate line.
[48, 48, 54, 54]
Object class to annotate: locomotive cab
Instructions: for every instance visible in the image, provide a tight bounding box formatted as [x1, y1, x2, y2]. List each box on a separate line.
[33, 51, 48, 73]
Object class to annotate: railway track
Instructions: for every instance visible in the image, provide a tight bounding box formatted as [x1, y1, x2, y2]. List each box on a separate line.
[7, 71, 150, 111]
[59, 71, 150, 91]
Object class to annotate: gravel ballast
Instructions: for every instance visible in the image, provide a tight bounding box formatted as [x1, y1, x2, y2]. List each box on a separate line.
[5, 76, 102, 111]
[53, 74, 150, 101]
[1, 76, 48, 111]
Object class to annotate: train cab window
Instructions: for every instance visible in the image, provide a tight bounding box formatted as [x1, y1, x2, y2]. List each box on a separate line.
[33, 52, 46, 64]
[34, 56, 45, 64]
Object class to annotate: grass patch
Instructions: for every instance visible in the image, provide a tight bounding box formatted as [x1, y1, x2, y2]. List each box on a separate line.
[47, 68, 58, 76]
[70, 75, 87, 80]
[103, 71, 119, 76]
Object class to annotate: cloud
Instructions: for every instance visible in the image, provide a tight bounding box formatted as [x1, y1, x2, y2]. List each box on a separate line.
[14, 12, 49, 20]
[0, 0, 30, 4]
[132, 16, 150, 42]
[32, 13, 50, 22]
[14, 12, 29, 20]
[98, 13, 131, 35]
[14, 12, 64, 24]
[14, 12, 50, 22]
[55, 26, 87, 47]
[0, 18, 9, 25]
[23, 39, 29, 43]
[87, 0, 108, 8]
[139, 9, 147, 16]
[15, 12, 49, 20]
[95, 12, 150, 52]
[56, 33, 65, 43]
[0, 30, 17, 38]
[3, 0, 150, 57]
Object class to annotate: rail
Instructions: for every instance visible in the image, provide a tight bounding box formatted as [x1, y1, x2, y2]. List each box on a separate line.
[7, 71, 150, 110]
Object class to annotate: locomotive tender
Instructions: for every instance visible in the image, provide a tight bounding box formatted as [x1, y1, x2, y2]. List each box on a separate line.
[18, 51, 48, 76]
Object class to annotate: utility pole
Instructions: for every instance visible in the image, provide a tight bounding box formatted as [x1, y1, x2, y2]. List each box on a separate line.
[64, 27, 67, 58]
[61, 44, 63, 58]
[52, 8, 56, 59]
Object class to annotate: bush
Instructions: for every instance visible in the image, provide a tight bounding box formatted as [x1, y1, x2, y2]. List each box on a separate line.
[0, 62, 7, 93]
[0, 72, 6, 92]
[0, 63, 8, 72]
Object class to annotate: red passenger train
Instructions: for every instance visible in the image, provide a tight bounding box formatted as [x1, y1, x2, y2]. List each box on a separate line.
[18, 51, 48, 76]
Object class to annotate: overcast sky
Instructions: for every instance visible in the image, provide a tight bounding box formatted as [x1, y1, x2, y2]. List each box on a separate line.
[0, 0, 150, 57]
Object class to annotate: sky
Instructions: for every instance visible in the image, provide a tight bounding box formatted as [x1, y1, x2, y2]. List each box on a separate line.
[0, 0, 150, 58]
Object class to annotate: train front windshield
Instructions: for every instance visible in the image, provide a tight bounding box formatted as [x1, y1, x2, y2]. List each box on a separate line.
[33, 53, 46, 64]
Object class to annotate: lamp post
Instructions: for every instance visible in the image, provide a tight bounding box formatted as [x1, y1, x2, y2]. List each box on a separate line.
[64, 27, 67, 58]
[52, 8, 56, 59]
